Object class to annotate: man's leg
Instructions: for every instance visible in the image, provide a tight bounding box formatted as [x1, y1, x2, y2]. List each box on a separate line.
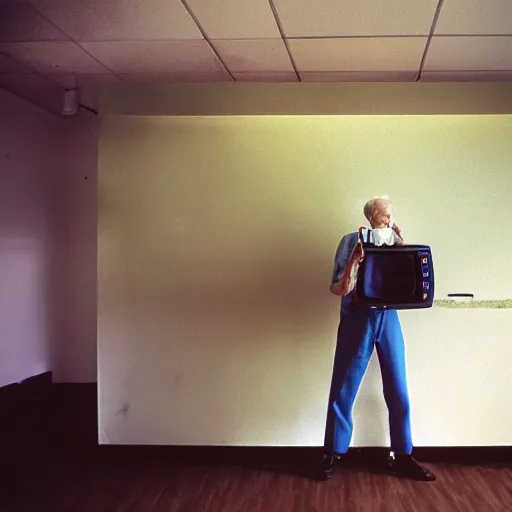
[377, 310, 436, 481]
[318, 310, 376, 480]
[375, 310, 412, 454]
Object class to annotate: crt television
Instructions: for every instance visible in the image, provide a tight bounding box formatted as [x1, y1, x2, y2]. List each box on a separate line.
[355, 236, 435, 310]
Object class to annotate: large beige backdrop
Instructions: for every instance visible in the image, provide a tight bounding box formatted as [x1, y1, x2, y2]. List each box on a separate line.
[98, 115, 512, 446]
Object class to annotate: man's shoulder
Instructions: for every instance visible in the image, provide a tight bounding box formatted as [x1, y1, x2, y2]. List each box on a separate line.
[335, 231, 359, 257]
[339, 232, 359, 245]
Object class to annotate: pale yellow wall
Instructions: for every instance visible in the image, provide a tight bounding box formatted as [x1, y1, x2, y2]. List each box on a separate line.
[98, 115, 512, 446]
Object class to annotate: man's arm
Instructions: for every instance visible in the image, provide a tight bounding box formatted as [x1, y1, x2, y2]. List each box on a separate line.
[330, 239, 364, 297]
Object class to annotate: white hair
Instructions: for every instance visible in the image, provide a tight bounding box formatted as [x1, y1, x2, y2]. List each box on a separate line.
[363, 195, 390, 222]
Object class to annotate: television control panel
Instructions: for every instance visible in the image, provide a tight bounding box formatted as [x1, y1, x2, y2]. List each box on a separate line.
[419, 251, 431, 300]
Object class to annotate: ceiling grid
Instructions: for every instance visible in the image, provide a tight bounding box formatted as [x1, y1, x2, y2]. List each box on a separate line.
[0, 0, 510, 110]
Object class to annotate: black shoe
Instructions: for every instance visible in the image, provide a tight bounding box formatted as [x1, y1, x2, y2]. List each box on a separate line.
[315, 454, 338, 481]
[389, 454, 436, 482]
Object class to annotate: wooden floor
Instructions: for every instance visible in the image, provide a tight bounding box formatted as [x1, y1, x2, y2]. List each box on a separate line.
[17, 458, 512, 512]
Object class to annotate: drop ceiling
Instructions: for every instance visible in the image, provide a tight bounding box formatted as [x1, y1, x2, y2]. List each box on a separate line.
[1, 0, 511, 113]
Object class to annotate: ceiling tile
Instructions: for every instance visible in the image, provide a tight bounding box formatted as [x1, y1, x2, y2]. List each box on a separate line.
[184, 0, 280, 39]
[0, 41, 110, 73]
[29, 0, 203, 41]
[421, 70, 512, 81]
[272, 0, 438, 37]
[117, 72, 232, 83]
[232, 71, 298, 82]
[81, 41, 225, 73]
[435, 0, 512, 35]
[288, 37, 427, 72]
[0, 51, 33, 72]
[212, 39, 294, 72]
[0, 1, 68, 42]
[0, 73, 63, 113]
[300, 71, 417, 81]
[424, 36, 512, 71]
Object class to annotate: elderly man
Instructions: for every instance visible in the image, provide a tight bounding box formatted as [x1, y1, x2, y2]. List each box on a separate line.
[317, 197, 435, 482]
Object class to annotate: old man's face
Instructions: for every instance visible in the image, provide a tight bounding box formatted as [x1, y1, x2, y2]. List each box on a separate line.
[371, 200, 393, 229]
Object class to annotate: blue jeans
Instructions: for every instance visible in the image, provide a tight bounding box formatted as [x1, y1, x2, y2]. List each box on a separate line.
[324, 309, 413, 455]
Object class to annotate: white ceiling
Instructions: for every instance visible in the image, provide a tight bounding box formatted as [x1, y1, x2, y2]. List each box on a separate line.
[1, 0, 511, 112]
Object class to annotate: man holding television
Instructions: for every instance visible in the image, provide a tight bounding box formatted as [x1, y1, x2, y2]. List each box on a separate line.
[316, 197, 436, 482]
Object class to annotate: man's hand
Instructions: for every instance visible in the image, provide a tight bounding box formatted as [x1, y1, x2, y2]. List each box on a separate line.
[392, 223, 404, 241]
[352, 240, 365, 263]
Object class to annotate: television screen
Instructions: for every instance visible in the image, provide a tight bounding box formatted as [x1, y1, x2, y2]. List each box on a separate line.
[362, 252, 417, 302]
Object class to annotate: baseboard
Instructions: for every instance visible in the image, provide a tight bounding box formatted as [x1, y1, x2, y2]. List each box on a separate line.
[411, 446, 512, 464]
[0, 370, 52, 397]
[94, 445, 512, 466]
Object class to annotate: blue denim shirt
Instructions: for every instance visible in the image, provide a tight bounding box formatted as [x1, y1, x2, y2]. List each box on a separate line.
[332, 232, 359, 314]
